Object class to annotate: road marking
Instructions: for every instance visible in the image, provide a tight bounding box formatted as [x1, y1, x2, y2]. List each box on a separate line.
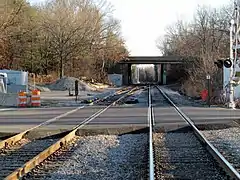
[0, 108, 15, 112]
[27, 106, 85, 131]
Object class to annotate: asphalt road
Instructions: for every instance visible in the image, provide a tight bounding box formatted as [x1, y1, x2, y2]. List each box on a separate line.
[0, 101, 240, 137]
[0, 107, 92, 134]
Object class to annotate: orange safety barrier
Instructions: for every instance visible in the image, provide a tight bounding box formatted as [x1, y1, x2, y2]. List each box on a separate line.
[18, 91, 27, 107]
[31, 89, 41, 107]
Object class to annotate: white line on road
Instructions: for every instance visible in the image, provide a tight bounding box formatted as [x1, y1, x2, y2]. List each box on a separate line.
[0, 108, 16, 112]
[27, 106, 85, 131]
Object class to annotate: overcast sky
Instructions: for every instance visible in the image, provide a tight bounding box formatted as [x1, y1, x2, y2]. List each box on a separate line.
[29, 0, 230, 56]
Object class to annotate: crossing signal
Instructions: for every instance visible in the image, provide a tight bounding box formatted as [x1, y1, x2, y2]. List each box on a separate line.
[214, 59, 232, 68]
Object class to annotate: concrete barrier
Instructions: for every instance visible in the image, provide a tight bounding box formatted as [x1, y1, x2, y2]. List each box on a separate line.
[0, 77, 6, 93]
[7, 84, 27, 93]
[0, 92, 18, 107]
[108, 74, 122, 87]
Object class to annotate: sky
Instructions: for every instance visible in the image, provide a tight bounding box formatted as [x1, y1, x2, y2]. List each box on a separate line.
[29, 0, 230, 56]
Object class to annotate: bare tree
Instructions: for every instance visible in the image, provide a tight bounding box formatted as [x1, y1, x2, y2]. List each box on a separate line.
[0, 0, 128, 83]
[157, 4, 232, 96]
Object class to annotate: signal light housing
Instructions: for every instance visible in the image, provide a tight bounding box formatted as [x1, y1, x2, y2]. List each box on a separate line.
[214, 59, 232, 68]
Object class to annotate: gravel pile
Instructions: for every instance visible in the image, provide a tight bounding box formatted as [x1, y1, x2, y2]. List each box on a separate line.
[28, 134, 148, 180]
[46, 77, 96, 91]
[28, 84, 51, 92]
[201, 127, 240, 172]
[154, 132, 227, 179]
[161, 86, 205, 107]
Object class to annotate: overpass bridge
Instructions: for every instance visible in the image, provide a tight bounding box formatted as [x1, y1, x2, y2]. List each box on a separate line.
[119, 56, 184, 64]
[114, 56, 186, 85]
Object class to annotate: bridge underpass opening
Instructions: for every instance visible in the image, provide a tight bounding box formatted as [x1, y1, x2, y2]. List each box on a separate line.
[131, 64, 162, 84]
[117, 56, 187, 85]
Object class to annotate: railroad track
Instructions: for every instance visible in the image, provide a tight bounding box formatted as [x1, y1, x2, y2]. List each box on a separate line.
[19, 86, 149, 179]
[2, 84, 238, 179]
[148, 85, 240, 180]
[0, 86, 138, 179]
[0, 86, 131, 148]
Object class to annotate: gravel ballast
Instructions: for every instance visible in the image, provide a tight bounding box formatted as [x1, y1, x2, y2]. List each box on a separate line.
[201, 127, 240, 172]
[27, 134, 148, 180]
[154, 132, 227, 179]
[160, 86, 205, 107]
[0, 138, 58, 179]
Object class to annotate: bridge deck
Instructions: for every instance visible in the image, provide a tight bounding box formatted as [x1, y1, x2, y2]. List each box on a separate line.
[119, 56, 184, 64]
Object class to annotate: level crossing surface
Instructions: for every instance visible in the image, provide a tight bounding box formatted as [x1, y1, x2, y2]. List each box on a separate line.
[0, 105, 239, 136]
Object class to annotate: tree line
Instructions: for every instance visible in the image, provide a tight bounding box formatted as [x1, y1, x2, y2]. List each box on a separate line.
[0, 0, 128, 81]
[157, 4, 232, 96]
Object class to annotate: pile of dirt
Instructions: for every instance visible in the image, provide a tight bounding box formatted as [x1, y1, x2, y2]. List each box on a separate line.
[45, 77, 96, 91]
[28, 84, 51, 92]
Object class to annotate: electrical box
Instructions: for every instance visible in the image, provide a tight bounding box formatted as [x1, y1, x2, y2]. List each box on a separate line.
[223, 62, 240, 98]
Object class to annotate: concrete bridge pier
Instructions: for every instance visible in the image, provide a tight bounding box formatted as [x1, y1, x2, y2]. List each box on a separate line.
[122, 64, 132, 85]
[154, 65, 158, 83]
[161, 64, 167, 85]
[154, 64, 167, 85]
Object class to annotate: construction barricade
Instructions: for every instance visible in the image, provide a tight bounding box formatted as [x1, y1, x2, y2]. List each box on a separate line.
[18, 91, 27, 107]
[31, 89, 41, 107]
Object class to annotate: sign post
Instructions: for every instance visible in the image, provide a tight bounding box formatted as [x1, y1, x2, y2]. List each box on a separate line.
[75, 80, 79, 102]
[206, 74, 211, 107]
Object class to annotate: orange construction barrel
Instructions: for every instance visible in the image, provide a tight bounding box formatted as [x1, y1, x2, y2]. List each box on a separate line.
[31, 89, 41, 107]
[18, 91, 27, 107]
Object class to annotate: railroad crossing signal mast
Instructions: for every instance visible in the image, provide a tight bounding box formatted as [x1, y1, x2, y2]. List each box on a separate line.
[229, 18, 235, 109]
[216, 1, 240, 109]
[228, 1, 240, 109]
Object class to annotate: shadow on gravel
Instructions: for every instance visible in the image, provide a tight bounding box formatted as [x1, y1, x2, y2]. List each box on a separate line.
[0, 133, 18, 140]
[28, 130, 71, 140]
[196, 123, 239, 130]
[24, 127, 150, 141]
[76, 127, 148, 136]
[154, 126, 192, 133]
[23, 129, 72, 141]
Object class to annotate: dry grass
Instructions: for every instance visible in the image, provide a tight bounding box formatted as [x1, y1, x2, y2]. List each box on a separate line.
[28, 74, 58, 85]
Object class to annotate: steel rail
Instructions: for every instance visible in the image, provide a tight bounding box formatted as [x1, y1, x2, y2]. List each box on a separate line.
[4, 86, 138, 180]
[156, 85, 240, 180]
[148, 85, 154, 180]
[0, 87, 129, 150]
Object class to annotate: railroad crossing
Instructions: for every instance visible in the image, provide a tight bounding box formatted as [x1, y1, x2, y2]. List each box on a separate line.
[1, 0, 240, 179]
[0, 85, 239, 179]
